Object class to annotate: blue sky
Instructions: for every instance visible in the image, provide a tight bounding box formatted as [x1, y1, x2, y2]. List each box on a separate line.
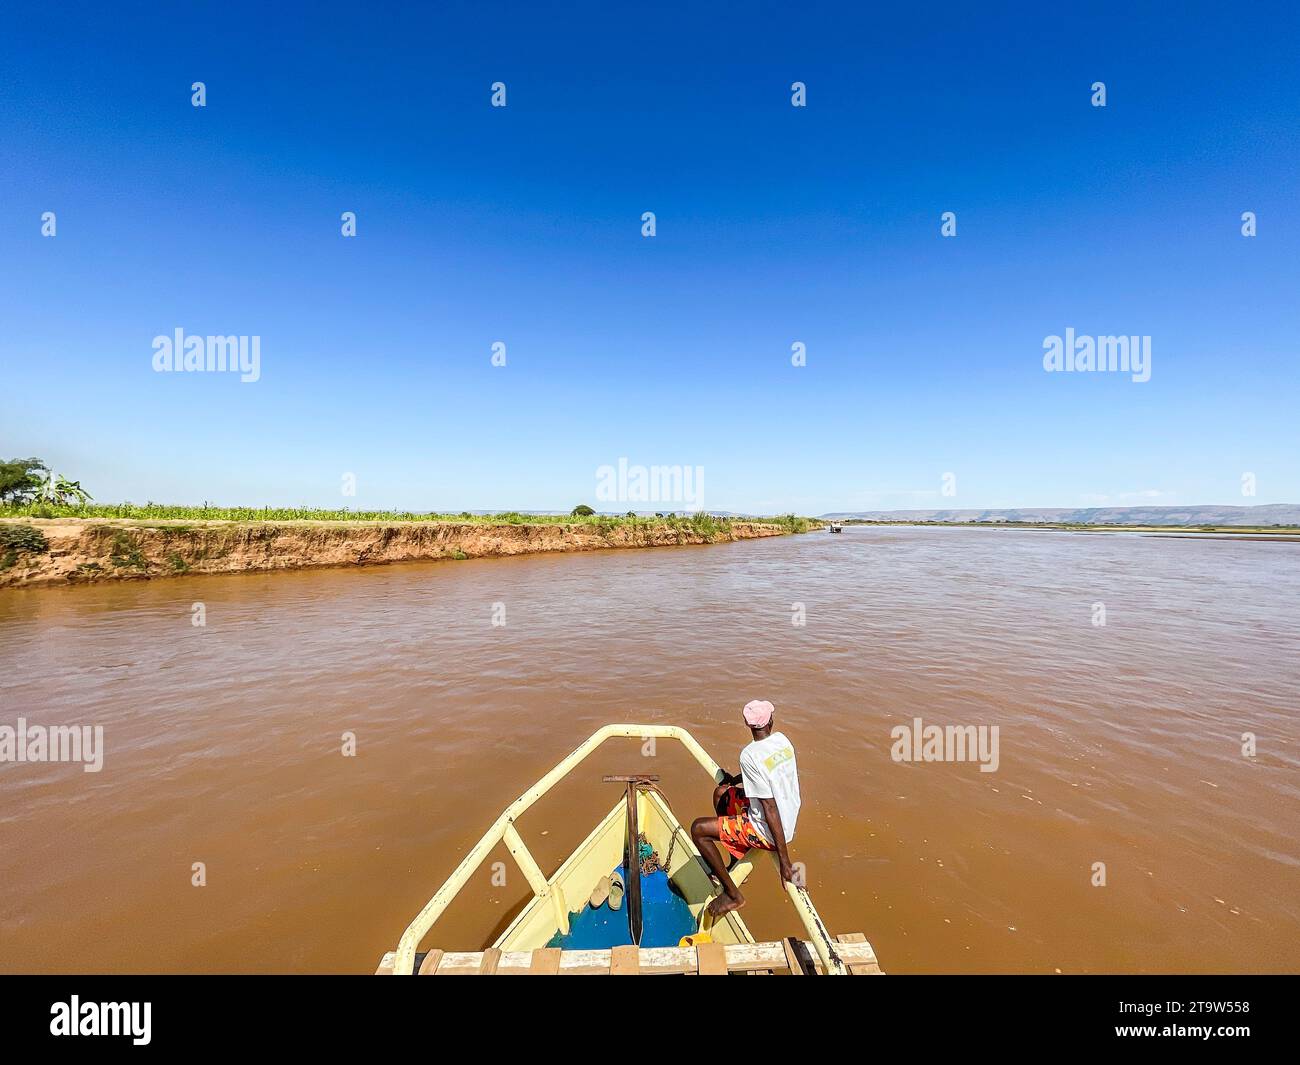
[2, 1, 1297, 514]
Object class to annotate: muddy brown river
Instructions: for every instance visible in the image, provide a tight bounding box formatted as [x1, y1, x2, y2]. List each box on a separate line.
[1, 527, 1297, 973]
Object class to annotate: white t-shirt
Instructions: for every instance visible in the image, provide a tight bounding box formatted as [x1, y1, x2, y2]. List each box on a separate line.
[739, 731, 800, 846]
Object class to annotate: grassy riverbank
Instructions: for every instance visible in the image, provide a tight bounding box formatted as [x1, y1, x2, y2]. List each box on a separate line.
[3, 502, 814, 533]
[0, 507, 820, 587]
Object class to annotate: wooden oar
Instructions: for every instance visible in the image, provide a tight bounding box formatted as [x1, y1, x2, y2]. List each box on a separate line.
[603, 774, 659, 946]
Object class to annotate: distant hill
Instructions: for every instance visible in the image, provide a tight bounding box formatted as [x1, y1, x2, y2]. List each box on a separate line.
[819, 504, 1300, 527]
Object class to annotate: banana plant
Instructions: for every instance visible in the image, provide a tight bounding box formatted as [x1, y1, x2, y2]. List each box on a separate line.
[35, 473, 93, 506]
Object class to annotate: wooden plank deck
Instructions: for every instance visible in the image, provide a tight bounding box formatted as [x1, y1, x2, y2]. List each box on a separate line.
[378, 935, 882, 975]
[696, 941, 728, 975]
[836, 932, 884, 975]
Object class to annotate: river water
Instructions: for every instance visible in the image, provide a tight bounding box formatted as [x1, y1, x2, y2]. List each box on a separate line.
[1, 526, 1296, 973]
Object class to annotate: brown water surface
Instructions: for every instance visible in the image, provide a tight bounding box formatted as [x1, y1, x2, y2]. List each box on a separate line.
[1, 527, 1297, 972]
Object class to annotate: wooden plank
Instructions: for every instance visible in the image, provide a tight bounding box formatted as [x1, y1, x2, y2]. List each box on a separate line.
[696, 942, 728, 975]
[609, 944, 640, 975]
[783, 936, 809, 976]
[836, 932, 883, 975]
[529, 947, 562, 974]
[478, 947, 502, 975]
[413, 939, 880, 975]
[417, 948, 445, 975]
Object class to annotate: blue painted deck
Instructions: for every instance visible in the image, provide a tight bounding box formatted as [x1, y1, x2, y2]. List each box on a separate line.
[546, 865, 697, 949]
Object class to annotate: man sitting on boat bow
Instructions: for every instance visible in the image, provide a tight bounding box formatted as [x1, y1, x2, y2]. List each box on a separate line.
[690, 700, 801, 918]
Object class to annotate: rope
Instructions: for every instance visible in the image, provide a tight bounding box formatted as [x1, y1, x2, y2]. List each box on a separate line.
[635, 780, 696, 876]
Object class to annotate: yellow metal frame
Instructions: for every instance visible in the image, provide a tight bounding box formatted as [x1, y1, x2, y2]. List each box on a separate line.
[391, 723, 849, 976]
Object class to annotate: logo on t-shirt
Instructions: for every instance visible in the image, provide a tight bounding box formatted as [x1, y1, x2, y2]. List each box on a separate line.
[763, 746, 794, 771]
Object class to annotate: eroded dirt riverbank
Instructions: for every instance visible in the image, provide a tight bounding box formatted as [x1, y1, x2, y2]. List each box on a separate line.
[0, 518, 803, 587]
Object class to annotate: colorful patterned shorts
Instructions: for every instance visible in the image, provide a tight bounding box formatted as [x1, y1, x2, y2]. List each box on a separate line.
[716, 787, 776, 861]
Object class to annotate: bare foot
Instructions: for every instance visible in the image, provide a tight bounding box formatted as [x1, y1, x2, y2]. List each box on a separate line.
[707, 893, 746, 919]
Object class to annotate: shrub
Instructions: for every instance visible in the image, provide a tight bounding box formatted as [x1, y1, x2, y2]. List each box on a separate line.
[0, 523, 48, 570]
[0, 524, 48, 554]
[109, 532, 147, 570]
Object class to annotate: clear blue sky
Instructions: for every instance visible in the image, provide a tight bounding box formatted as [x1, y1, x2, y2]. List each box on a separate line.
[2, 1, 1297, 514]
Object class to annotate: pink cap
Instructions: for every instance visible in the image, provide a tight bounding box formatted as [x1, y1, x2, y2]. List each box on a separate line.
[743, 699, 774, 728]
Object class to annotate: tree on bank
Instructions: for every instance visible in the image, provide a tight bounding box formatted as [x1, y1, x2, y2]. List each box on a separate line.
[0, 459, 93, 507]
[571, 504, 595, 516]
[0, 458, 48, 503]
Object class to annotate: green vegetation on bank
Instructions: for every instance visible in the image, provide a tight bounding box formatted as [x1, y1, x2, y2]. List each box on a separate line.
[0, 458, 91, 506]
[765, 514, 814, 534]
[0, 522, 50, 570]
[0, 459, 823, 533]
[0, 500, 817, 533]
[0, 459, 818, 536]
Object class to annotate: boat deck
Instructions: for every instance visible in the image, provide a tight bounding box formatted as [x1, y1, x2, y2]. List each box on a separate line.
[375, 933, 882, 976]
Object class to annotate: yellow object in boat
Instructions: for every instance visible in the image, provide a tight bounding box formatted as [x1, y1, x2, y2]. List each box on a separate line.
[679, 932, 713, 948]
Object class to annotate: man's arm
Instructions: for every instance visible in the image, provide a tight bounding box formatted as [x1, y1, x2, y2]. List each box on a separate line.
[757, 797, 795, 884]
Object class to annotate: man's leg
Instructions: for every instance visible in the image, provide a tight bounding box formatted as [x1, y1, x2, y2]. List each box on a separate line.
[690, 816, 745, 917]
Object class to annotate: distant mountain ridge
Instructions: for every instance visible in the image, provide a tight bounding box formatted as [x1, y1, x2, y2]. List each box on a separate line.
[819, 504, 1300, 527]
